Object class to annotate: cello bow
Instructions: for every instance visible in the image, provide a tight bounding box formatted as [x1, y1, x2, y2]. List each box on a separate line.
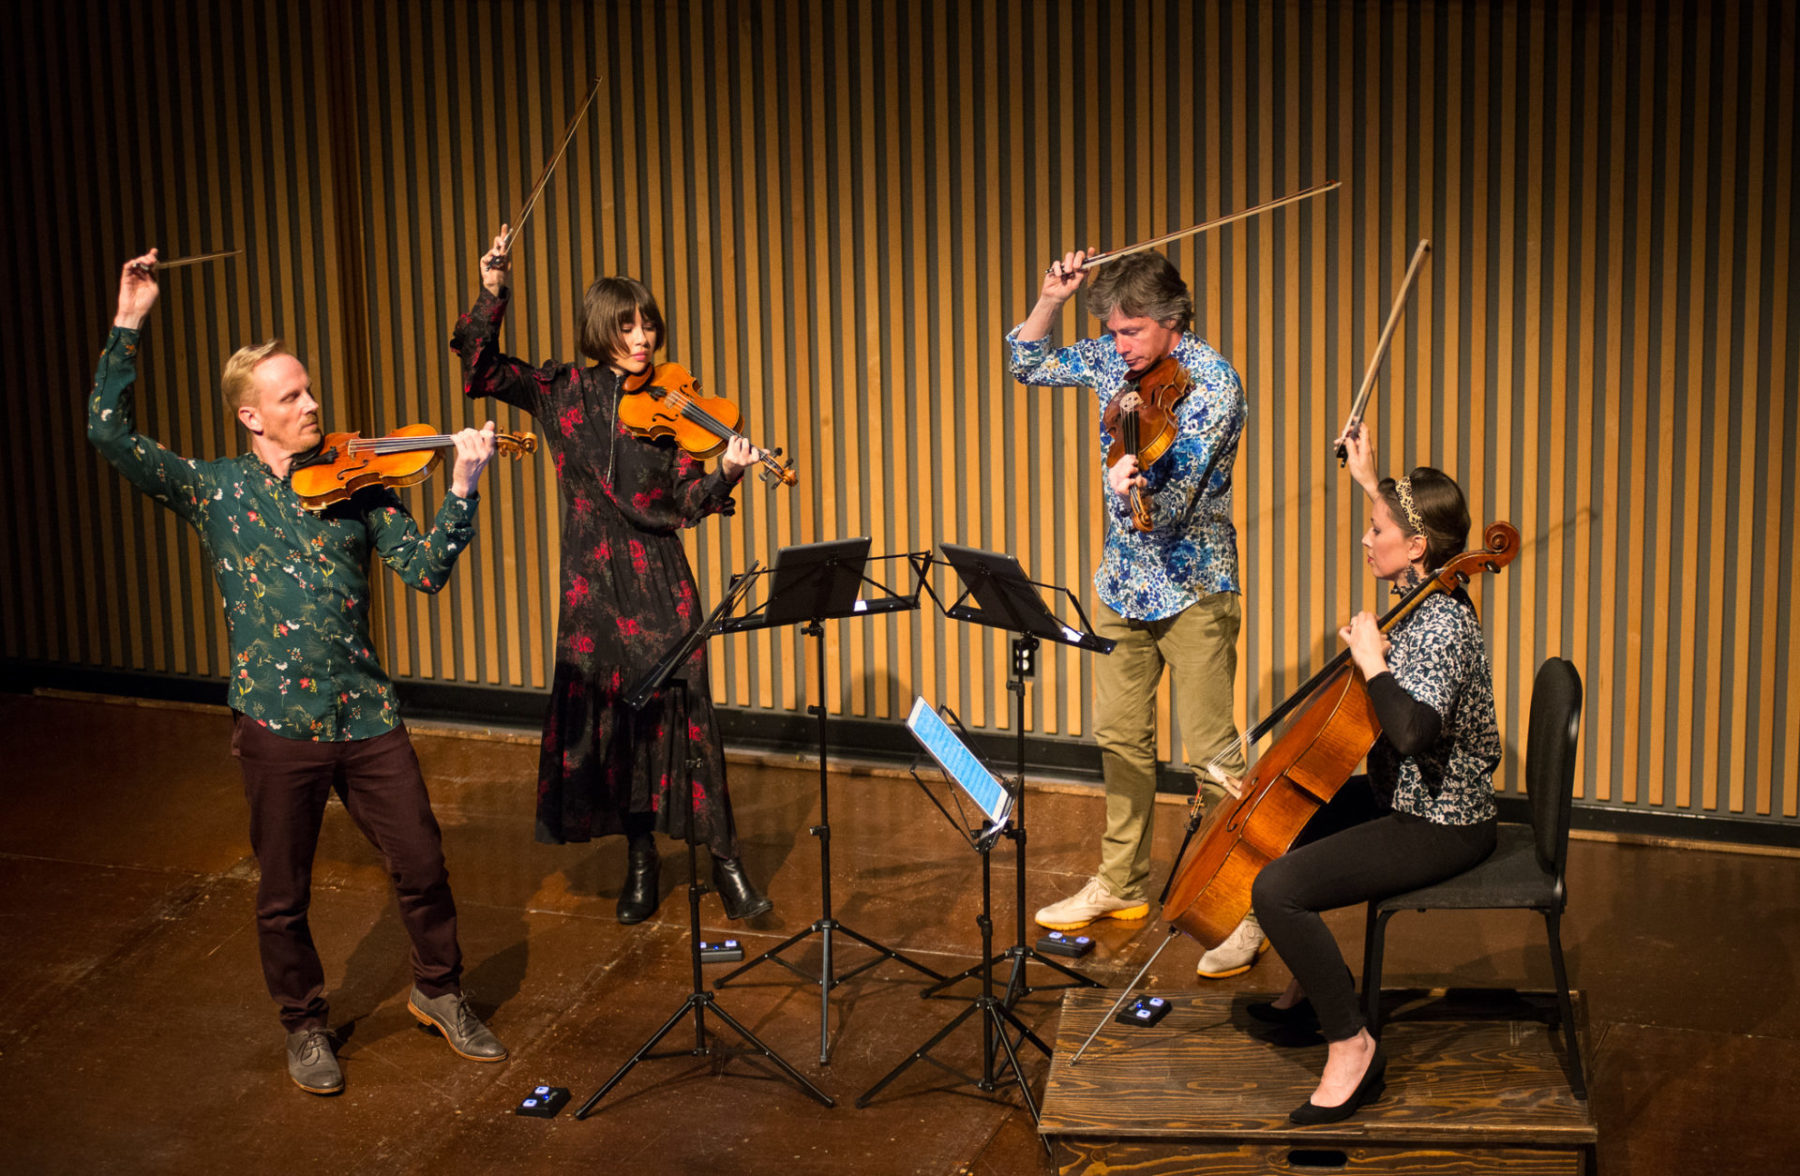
[1333, 239, 1432, 465]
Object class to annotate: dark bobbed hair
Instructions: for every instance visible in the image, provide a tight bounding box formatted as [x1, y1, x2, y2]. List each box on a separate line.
[1377, 466, 1471, 571]
[578, 276, 667, 364]
[1085, 251, 1193, 333]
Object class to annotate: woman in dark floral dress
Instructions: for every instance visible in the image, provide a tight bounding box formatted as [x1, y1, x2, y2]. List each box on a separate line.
[452, 227, 771, 925]
[1248, 423, 1501, 1126]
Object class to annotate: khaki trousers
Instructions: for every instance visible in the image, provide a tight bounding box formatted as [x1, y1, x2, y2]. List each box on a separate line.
[1093, 593, 1246, 901]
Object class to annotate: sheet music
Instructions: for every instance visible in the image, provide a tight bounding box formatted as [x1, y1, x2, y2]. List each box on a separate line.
[905, 697, 1012, 829]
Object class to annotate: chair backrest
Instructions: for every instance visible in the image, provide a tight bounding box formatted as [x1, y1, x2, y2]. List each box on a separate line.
[1525, 657, 1584, 878]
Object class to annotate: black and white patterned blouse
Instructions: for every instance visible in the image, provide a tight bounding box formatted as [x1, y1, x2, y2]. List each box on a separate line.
[1367, 589, 1501, 825]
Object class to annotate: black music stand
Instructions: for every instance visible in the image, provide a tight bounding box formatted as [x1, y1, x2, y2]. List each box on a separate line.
[917, 543, 1115, 1004]
[576, 563, 834, 1116]
[714, 538, 945, 1065]
[856, 698, 1050, 1154]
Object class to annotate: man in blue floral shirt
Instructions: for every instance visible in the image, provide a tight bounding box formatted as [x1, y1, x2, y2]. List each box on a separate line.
[91, 250, 507, 1094]
[1007, 248, 1265, 978]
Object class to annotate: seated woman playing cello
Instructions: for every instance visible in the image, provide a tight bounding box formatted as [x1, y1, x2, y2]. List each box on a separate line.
[1250, 423, 1501, 1125]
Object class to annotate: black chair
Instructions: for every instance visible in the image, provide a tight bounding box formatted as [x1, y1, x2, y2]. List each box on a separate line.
[1358, 657, 1587, 1099]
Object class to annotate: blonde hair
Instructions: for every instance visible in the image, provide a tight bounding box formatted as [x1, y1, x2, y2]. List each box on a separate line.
[221, 339, 288, 415]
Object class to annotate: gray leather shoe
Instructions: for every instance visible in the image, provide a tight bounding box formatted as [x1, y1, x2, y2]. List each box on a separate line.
[406, 987, 508, 1062]
[286, 1027, 343, 1095]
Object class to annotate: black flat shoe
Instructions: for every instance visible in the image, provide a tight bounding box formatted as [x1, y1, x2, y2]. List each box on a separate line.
[1258, 1024, 1328, 1049]
[1290, 1046, 1386, 1125]
[1248, 997, 1318, 1027]
[617, 836, 660, 925]
[712, 856, 773, 921]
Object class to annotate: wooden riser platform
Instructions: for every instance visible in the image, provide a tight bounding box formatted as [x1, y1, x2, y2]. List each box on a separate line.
[1041, 988, 1598, 1175]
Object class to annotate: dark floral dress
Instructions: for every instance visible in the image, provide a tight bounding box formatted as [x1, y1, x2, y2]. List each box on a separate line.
[453, 288, 742, 854]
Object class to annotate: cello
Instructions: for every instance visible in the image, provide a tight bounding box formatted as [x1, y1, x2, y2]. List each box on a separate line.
[1160, 521, 1520, 948]
[1068, 522, 1519, 1064]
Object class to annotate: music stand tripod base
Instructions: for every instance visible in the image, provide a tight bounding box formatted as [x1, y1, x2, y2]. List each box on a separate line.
[712, 540, 946, 1065]
[576, 563, 833, 1115]
[918, 543, 1115, 1004]
[856, 702, 1052, 1156]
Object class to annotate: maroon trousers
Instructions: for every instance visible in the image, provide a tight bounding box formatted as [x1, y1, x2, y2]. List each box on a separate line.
[231, 715, 462, 1031]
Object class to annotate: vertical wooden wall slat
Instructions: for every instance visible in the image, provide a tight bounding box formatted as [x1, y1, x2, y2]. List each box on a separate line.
[4, 0, 1795, 833]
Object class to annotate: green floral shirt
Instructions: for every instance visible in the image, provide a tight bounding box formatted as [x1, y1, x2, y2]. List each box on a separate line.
[88, 327, 480, 741]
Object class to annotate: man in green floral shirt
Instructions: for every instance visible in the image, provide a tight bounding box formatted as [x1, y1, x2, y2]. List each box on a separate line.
[91, 249, 505, 1095]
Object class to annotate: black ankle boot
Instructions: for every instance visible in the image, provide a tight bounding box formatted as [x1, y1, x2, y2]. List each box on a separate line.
[711, 856, 772, 921]
[617, 836, 660, 925]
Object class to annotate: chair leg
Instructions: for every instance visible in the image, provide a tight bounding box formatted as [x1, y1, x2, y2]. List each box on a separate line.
[1363, 905, 1393, 1038]
[1543, 908, 1587, 1100]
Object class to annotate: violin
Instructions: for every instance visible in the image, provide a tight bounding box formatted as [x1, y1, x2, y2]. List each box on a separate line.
[617, 361, 798, 489]
[1159, 522, 1520, 949]
[290, 423, 537, 512]
[1102, 354, 1191, 531]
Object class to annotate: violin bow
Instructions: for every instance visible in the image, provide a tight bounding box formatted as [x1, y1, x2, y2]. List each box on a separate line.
[1073, 180, 1341, 271]
[487, 77, 603, 268]
[129, 248, 240, 276]
[1333, 238, 1432, 464]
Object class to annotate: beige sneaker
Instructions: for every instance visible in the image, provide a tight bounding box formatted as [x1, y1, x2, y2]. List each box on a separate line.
[1034, 876, 1151, 931]
[1196, 913, 1268, 978]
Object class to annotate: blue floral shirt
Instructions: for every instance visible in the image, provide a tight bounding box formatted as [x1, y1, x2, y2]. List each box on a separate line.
[1005, 325, 1245, 621]
[1369, 591, 1502, 824]
[87, 327, 480, 742]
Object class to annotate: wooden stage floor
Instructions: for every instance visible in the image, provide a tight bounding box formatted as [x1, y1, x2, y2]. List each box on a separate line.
[1, 692, 1796, 1175]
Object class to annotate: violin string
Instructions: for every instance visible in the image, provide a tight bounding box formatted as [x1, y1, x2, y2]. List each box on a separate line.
[658, 389, 778, 469]
[659, 389, 738, 442]
[647, 385, 785, 477]
[348, 435, 517, 454]
[358, 437, 454, 452]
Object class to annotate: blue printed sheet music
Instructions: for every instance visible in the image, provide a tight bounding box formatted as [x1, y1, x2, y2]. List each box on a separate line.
[905, 697, 1013, 833]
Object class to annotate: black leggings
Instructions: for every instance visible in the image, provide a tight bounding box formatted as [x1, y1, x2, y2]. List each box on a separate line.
[1251, 777, 1496, 1042]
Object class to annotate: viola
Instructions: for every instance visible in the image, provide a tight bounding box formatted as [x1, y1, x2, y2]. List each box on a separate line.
[1160, 522, 1521, 949]
[290, 423, 537, 512]
[1102, 354, 1191, 531]
[617, 361, 798, 489]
